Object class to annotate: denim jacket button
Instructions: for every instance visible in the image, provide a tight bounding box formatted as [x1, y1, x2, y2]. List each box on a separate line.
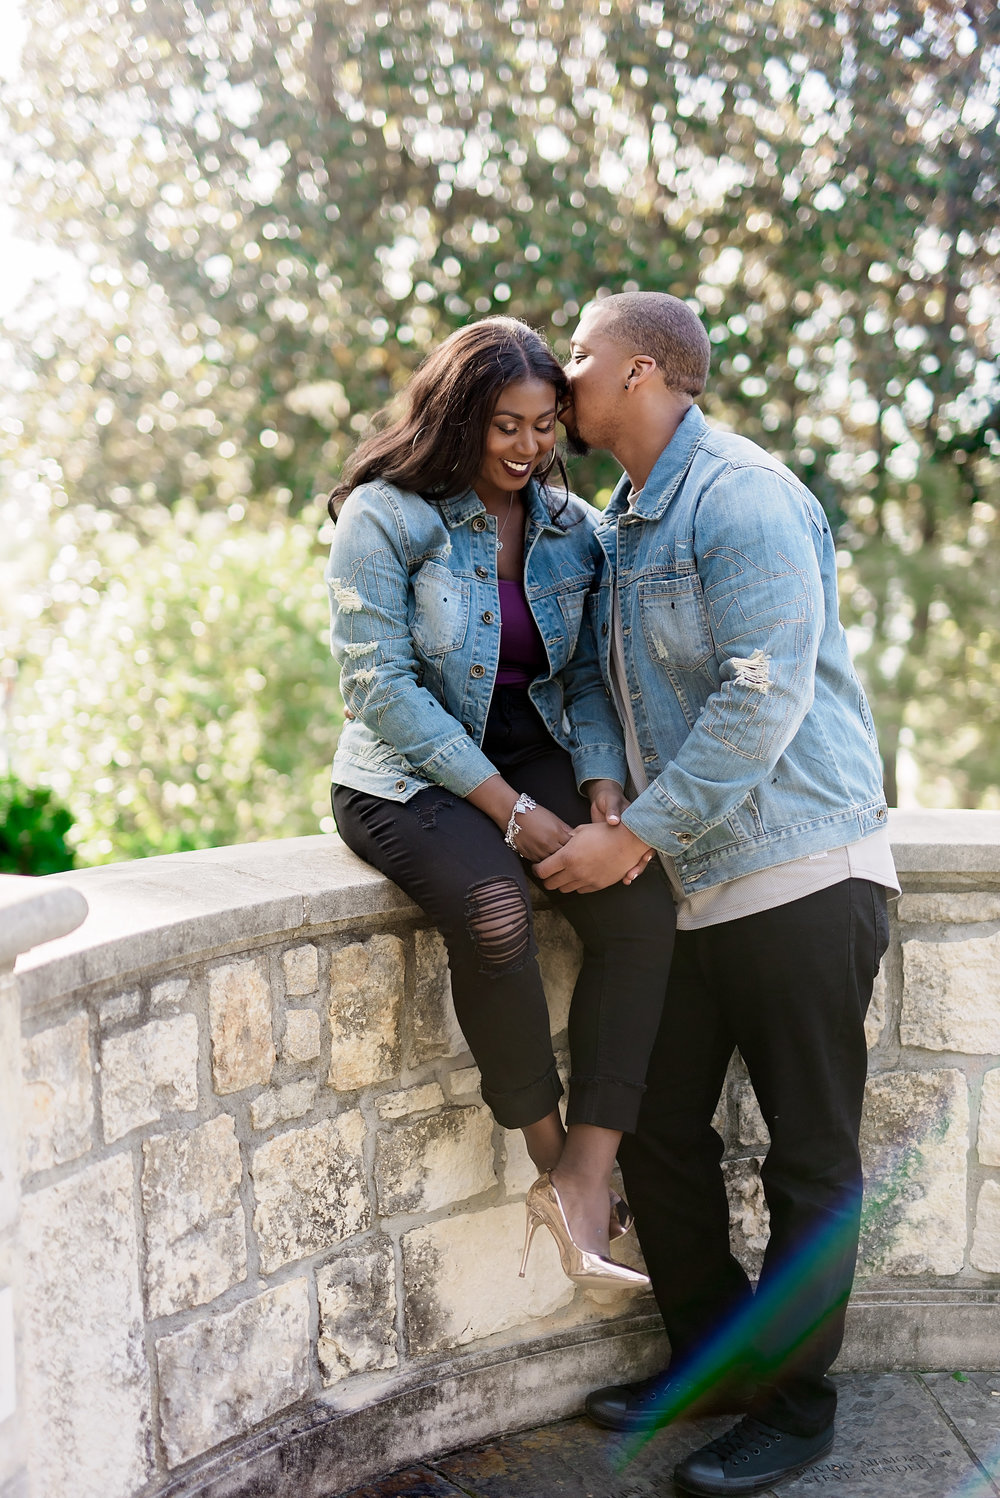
[676, 832, 694, 845]
[394, 779, 407, 793]
[482, 611, 494, 624]
[601, 622, 609, 636]
[472, 516, 487, 532]
[470, 663, 486, 678]
[475, 565, 488, 579]
[463, 722, 473, 735]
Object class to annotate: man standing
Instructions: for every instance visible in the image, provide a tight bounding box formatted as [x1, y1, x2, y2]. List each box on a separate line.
[537, 292, 896, 1496]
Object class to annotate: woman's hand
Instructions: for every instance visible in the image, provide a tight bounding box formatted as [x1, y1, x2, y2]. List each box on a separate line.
[466, 773, 572, 862]
[509, 804, 574, 863]
[582, 778, 656, 884]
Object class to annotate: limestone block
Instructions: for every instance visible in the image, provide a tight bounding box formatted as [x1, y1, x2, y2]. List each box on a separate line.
[22, 1012, 93, 1173]
[534, 908, 582, 1038]
[736, 1082, 770, 1150]
[408, 927, 465, 1067]
[502, 1129, 539, 1197]
[711, 1085, 728, 1141]
[101, 1014, 199, 1143]
[151, 977, 190, 1012]
[156, 1279, 310, 1468]
[901, 932, 1000, 1053]
[402, 1201, 574, 1355]
[0, 1284, 14, 1425]
[249, 1078, 318, 1131]
[208, 959, 276, 1095]
[0, 974, 21, 1235]
[375, 1105, 496, 1217]
[283, 943, 319, 996]
[317, 1242, 398, 1383]
[724, 1156, 769, 1275]
[21, 1154, 152, 1498]
[375, 1083, 445, 1120]
[971, 1180, 1000, 1273]
[282, 1007, 321, 1063]
[328, 934, 404, 1090]
[978, 1069, 1000, 1167]
[99, 989, 142, 1027]
[251, 1112, 370, 1273]
[449, 1065, 482, 1100]
[897, 892, 1000, 924]
[141, 1114, 247, 1317]
[859, 1068, 969, 1276]
[865, 968, 887, 1049]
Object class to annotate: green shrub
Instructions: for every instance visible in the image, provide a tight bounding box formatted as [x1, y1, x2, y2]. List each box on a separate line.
[0, 774, 76, 875]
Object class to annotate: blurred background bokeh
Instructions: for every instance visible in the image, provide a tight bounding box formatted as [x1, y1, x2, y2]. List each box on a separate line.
[1, 0, 997, 870]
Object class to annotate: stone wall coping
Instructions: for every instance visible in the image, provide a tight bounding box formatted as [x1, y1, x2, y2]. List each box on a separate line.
[13, 836, 419, 1009]
[0, 873, 88, 971]
[888, 809, 1000, 873]
[12, 809, 1000, 1012]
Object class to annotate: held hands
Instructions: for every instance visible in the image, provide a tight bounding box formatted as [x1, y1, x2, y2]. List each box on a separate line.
[583, 779, 656, 886]
[534, 820, 654, 894]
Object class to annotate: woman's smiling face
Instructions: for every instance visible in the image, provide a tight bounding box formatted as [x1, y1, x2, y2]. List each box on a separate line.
[474, 376, 558, 506]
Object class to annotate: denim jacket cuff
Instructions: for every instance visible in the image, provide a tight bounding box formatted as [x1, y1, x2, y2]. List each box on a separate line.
[419, 735, 500, 799]
[571, 744, 628, 793]
[621, 784, 703, 857]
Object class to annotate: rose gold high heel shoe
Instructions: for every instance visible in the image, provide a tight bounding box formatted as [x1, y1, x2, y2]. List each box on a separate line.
[609, 1189, 635, 1240]
[519, 1173, 650, 1288]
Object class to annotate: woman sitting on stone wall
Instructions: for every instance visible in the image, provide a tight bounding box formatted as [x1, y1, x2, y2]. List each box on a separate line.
[325, 317, 673, 1289]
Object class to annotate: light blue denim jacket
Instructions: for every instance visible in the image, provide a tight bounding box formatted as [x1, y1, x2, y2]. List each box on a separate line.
[591, 405, 888, 893]
[326, 477, 627, 801]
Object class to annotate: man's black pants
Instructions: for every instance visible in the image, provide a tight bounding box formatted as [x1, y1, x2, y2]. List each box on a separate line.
[618, 876, 890, 1437]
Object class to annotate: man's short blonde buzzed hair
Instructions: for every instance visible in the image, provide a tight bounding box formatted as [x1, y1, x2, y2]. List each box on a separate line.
[593, 292, 711, 397]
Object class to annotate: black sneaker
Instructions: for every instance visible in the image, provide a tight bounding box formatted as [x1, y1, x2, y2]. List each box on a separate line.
[585, 1368, 752, 1433]
[673, 1415, 835, 1495]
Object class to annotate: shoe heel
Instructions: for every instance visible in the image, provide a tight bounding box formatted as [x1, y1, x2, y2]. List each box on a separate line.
[519, 1208, 541, 1278]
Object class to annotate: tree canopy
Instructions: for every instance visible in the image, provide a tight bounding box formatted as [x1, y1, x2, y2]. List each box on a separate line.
[2, 0, 998, 857]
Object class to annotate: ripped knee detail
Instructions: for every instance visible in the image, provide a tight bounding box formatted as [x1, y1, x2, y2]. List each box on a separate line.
[464, 876, 532, 976]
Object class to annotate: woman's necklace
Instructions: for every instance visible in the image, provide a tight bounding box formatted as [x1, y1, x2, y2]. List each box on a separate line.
[495, 493, 515, 551]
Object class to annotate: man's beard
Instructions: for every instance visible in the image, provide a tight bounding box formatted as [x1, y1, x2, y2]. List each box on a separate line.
[564, 428, 591, 457]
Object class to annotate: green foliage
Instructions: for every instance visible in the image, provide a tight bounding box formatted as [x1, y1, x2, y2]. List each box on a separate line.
[0, 0, 998, 833]
[0, 773, 76, 875]
[8, 505, 342, 864]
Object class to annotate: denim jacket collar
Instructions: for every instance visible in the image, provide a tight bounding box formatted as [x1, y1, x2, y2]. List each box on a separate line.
[436, 479, 566, 534]
[604, 404, 708, 523]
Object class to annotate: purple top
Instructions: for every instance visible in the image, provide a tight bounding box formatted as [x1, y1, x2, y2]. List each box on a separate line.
[496, 579, 548, 687]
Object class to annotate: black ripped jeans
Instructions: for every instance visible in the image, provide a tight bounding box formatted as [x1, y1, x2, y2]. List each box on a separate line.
[333, 688, 674, 1131]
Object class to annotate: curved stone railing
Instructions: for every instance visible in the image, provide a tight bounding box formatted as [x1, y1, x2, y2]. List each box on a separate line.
[4, 808, 1000, 1498]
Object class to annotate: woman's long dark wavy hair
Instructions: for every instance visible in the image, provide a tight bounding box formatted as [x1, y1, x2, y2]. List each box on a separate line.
[326, 317, 570, 521]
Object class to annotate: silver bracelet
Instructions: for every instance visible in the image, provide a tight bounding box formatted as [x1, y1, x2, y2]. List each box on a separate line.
[504, 793, 538, 849]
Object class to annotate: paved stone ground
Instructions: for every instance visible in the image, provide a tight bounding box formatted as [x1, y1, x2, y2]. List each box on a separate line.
[333, 1371, 1000, 1498]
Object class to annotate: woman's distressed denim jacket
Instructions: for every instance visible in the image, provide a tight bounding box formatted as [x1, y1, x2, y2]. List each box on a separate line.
[590, 405, 889, 894]
[326, 477, 627, 802]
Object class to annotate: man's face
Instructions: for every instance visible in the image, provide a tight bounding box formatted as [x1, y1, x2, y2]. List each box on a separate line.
[562, 305, 633, 454]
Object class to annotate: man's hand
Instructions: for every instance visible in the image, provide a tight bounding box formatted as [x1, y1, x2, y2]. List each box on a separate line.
[535, 821, 653, 894]
[583, 777, 627, 825]
[582, 779, 655, 884]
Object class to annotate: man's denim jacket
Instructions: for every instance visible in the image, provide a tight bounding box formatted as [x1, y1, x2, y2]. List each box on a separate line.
[591, 405, 888, 894]
[326, 477, 626, 802]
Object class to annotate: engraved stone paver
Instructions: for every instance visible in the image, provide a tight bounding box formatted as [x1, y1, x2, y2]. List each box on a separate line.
[333, 1372, 1000, 1498]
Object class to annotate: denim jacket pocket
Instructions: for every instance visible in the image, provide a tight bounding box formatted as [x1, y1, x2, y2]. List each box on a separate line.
[411, 560, 471, 656]
[555, 584, 588, 649]
[638, 573, 714, 670]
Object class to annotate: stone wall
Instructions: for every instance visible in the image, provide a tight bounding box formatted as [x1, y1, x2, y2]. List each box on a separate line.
[7, 809, 1000, 1498]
